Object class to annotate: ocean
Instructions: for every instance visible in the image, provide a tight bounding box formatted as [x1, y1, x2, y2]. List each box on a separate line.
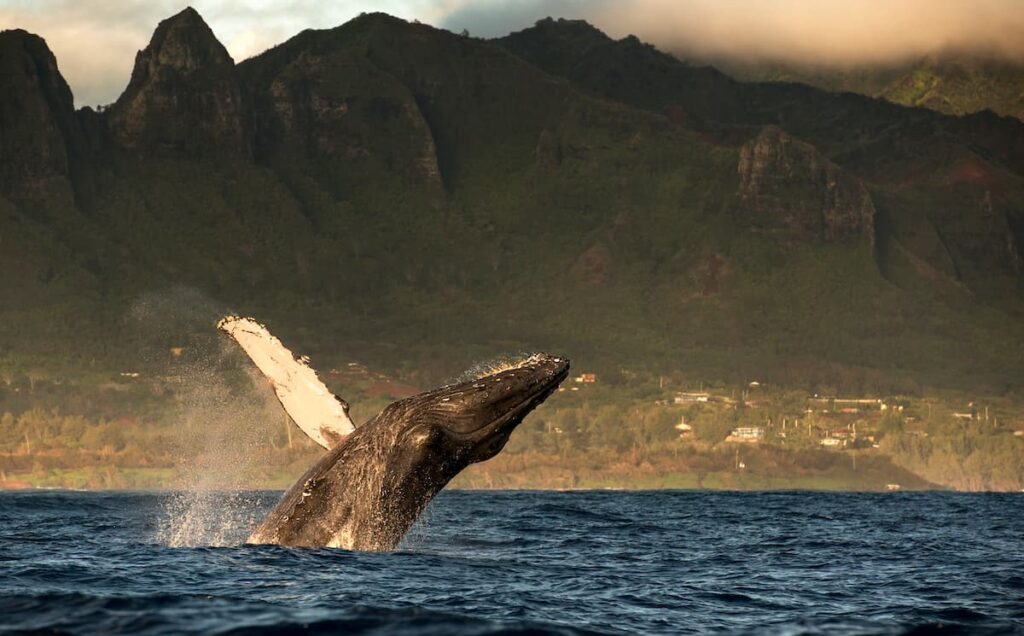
[0, 490, 1021, 634]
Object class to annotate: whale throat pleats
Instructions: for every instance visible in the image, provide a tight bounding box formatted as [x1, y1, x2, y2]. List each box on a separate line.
[218, 316, 355, 449]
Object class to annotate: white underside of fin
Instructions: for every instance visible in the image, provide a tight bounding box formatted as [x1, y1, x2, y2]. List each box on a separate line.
[218, 316, 355, 449]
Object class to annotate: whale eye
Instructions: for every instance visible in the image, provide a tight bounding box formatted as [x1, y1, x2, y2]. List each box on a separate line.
[411, 430, 430, 446]
[408, 426, 441, 448]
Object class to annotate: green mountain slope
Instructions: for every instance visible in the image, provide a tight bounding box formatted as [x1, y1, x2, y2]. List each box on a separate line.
[498, 20, 1024, 300]
[721, 53, 1024, 122]
[0, 10, 1022, 399]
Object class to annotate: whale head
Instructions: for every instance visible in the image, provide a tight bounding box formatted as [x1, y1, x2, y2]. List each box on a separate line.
[377, 353, 570, 469]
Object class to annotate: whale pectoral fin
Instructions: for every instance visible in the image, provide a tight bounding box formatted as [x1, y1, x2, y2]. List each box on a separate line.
[218, 316, 355, 450]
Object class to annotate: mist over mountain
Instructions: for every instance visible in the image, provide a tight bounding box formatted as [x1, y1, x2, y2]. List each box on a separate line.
[1, 8, 1022, 395]
[719, 53, 1024, 122]
[443, 0, 1024, 66]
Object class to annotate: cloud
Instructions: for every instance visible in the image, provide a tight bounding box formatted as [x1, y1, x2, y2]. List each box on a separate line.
[0, 0, 179, 107]
[441, 0, 1024, 66]
[597, 0, 1024, 66]
[2, 0, 1023, 107]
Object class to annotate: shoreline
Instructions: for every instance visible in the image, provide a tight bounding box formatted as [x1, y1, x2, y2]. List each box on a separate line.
[0, 475, 964, 493]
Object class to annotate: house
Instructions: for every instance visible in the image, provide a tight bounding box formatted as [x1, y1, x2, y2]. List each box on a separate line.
[675, 418, 693, 438]
[573, 373, 597, 384]
[674, 392, 710, 404]
[953, 412, 974, 420]
[726, 426, 764, 443]
[834, 398, 883, 408]
[820, 437, 843, 448]
[809, 397, 883, 412]
[169, 347, 184, 358]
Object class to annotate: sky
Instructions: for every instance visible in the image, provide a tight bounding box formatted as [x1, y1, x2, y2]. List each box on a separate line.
[2, 0, 1023, 108]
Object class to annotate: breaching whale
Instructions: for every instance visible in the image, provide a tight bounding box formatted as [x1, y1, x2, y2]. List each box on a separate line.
[218, 317, 569, 551]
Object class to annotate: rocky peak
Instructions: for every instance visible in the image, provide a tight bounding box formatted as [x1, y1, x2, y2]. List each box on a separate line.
[0, 30, 81, 206]
[523, 17, 608, 41]
[498, 18, 611, 75]
[0, 30, 75, 106]
[138, 7, 233, 75]
[108, 7, 247, 155]
[347, 11, 410, 30]
[737, 126, 876, 243]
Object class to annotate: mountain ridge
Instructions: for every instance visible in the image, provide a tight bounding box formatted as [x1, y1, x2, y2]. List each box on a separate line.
[0, 11, 1022, 396]
[718, 52, 1024, 122]
[107, 7, 248, 155]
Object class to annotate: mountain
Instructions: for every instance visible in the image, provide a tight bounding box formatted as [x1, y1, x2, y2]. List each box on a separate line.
[109, 7, 248, 154]
[0, 10, 1022, 398]
[720, 53, 1024, 122]
[498, 19, 1024, 299]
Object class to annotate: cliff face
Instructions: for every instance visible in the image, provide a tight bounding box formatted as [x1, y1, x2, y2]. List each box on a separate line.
[737, 126, 875, 243]
[239, 21, 443, 189]
[0, 30, 81, 207]
[107, 7, 248, 155]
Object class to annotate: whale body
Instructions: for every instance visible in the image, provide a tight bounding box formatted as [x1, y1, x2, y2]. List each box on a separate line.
[219, 317, 568, 551]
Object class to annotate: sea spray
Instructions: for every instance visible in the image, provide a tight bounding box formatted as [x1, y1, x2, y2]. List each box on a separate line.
[155, 359, 280, 547]
[453, 352, 536, 384]
[398, 500, 434, 552]
[126, 288, 288, 547]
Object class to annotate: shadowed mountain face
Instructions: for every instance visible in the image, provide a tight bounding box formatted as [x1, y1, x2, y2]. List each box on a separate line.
[0, 10, 1022, 393]
[0, 29, 82, 209]
[736, 127, 876, 243]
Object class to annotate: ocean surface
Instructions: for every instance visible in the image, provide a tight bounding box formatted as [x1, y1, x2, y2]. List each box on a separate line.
[0, 490, 1021, 635]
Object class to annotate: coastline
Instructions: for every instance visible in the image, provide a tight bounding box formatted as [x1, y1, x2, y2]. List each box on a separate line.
[0, 465, 944, 493]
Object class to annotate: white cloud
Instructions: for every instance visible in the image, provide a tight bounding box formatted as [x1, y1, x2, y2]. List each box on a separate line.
[586, 0, 1024, 66]
[1, 0, 1022, 107]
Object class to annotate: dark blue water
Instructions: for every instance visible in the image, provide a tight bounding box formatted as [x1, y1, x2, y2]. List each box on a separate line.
[1, 491, 1022, 635]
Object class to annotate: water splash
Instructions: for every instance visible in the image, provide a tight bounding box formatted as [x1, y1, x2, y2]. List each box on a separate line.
[127, 288, 286, 547]
[159, 491, 266, 547]
[156, 346, 286, 547]
[452, 352, 538, 385]
[399, 499, 434, 552]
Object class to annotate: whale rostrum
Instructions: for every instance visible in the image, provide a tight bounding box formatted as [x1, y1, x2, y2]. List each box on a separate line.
[219, 317, 569, 551]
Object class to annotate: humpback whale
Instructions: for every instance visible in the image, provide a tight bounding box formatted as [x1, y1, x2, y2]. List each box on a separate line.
[218, 317, 568, 551]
